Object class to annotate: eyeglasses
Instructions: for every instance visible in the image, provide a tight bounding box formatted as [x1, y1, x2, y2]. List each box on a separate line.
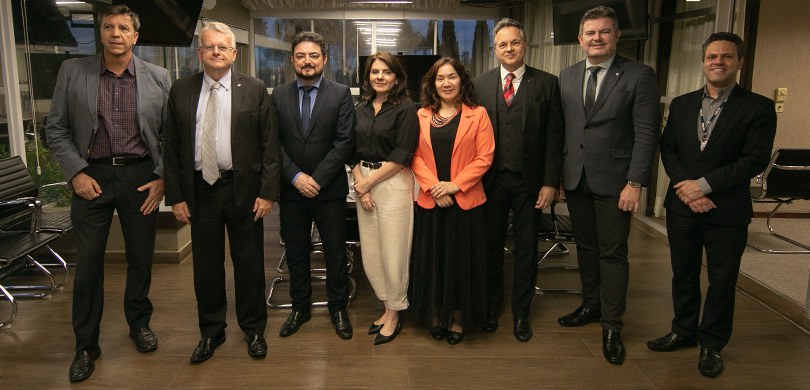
[495, 40, 524, 50]
[200, 45, 234, 52]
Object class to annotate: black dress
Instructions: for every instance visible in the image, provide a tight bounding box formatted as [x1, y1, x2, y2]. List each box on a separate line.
[408, 114, 488, 330]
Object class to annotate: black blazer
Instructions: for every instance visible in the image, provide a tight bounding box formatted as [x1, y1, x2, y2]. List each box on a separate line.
[474, 66, 564, 193]
[272, 78, 355, 201]
[164, 71, 281, 215]
[661, 85, 777, 225]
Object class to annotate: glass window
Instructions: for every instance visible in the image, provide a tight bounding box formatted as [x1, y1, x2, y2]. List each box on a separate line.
[438, 19, 495, 75]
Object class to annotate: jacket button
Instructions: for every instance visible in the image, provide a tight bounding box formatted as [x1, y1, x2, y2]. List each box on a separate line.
[579, 144, 583, 149]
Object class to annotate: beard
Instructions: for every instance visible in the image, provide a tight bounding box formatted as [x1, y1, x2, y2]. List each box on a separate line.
[295, 65, 323, 80]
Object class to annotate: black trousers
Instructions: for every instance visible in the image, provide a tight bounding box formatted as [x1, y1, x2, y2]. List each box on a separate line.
[484, 171, 541, 319]
[191, 173, 267, 338]
[666, 212, 747, 351]
[71, 159, 156, 352]
[565, 172, 631, 331]
[279, 197, 349, 313]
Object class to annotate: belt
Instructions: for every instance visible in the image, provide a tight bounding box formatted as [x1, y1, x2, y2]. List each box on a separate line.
[87, 155, 150, 166]
[195, 170, 233, 180]
[361, 161, 383, 169]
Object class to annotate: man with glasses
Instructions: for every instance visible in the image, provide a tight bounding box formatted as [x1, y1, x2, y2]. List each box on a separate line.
[46, 5, 169, 382]
[273, 31, 356, 340]
[164, 21, 280, 363]
[473, 18, 564, 342]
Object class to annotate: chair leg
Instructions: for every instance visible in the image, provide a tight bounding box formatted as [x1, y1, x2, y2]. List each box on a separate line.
[0, 284, 18, 328]
[747, 201, 810, 254]
[5, 257, 56, 299]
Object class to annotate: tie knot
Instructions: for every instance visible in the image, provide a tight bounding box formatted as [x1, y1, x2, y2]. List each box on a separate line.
[588, 66, 601, 75]
[210, 81, 221, 91]
[301, 85, 315, 93]
[505, 72, 515, 82]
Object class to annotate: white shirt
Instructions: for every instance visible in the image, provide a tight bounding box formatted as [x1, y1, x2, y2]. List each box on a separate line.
[582, 55, 616, 105]
[500, 63, 526, 95]
[194, 70, 233, 171]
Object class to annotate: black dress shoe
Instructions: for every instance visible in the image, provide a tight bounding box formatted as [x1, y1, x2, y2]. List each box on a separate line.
[130, 326, 158, 353]
[246, 334, 267, 358]
[69, 348, 101, 382]
[373, 322, 402, 345]
[558, 305, 601, 327]
[190, 333, 226, 363]
[698, 347, 723, 378]
[331, 309, 353, 340]
[482, 311, 499, 333]
[647, 332, 698, 352]
[279, 310, 311, 337]
[602, 329, 625, 365]
[368, 322, 384, 335]
[446, 330, 464, 345]
[430, 326, 447, 340]
[513, 317, 533, 342]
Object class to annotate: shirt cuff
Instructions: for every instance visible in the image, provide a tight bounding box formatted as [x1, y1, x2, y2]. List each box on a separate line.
[697, 177, 713, 195]
[292, 172, 302, 185]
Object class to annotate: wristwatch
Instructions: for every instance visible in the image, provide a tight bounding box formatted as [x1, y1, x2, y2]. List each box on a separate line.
[627, 180, 642, 188]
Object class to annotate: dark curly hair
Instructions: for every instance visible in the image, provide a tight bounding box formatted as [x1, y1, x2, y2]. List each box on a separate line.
[360, 52, 409, 105]
[419, 57, 477, 112]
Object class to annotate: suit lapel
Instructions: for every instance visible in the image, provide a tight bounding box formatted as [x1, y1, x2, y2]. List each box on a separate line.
[230, 73, 243, 153]
[306, 79, 330, 139]
[189, 73, 204, 153]
[288, 83, 304, 136]
[134, 56, 147, 136]
[519, 68, 535, 131]
[453, 105, 474, 155]
[703, 85, 742, 154]
[87, 55, 101, 131]
[588, 57, 624, 121]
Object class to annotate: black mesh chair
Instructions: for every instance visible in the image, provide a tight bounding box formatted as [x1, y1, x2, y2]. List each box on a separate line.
[749, 148, 810, 254]
[535, 201, 580, 294]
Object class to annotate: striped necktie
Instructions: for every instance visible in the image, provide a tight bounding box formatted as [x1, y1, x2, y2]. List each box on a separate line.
[201, 81, 221, 185]
[503, 72, 515, 107]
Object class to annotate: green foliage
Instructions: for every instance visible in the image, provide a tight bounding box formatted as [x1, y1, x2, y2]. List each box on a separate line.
[26, 139, 72, 207]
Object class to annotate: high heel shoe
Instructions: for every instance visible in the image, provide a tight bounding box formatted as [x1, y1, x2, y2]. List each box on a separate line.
[430, 326, 447, 340]
[368, 322, 384, 335]
[446, 330, 464, 345]
[374, 323, 402, 345]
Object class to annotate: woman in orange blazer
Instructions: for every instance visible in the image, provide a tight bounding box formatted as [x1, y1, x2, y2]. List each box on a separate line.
[409, 57, 494, 345]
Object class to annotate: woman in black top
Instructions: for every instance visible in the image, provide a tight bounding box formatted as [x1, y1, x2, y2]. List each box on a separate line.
[350, 52, 419, 345]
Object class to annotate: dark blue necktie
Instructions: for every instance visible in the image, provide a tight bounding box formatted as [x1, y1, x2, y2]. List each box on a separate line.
[300, 86, 315, 133]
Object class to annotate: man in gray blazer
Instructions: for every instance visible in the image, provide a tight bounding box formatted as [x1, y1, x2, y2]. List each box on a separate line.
[45, 5, 170, 382]
[474, 18, 564, 342]
[273, 32, 355, 340]
[557, 6, 660, 365]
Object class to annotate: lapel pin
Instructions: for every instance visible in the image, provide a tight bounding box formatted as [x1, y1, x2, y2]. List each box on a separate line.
[237, 83, 241, 87]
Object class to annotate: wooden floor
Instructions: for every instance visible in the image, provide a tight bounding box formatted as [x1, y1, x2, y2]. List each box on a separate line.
[2, 213, 810, 389]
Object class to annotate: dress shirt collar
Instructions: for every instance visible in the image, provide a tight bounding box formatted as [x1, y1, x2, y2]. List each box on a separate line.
[100, 55, 135, 77]
[500, 63, 526, 82]
[702, 83, 735, 101]
[586, 54, 616, 71]
[296, 76, 323, 90]
[203, 69, 232, 92]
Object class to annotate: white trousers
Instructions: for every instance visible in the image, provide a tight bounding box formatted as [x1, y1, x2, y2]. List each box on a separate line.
[356, 165, 414, 311]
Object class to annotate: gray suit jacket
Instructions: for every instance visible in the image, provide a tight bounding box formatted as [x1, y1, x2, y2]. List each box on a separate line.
[46, 54, 171, 183]
[272, 78, 355, 202]
[559, 55, 661, 196]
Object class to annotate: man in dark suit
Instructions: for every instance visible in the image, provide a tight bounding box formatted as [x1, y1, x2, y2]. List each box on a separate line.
[474, 18, 564, 342]
[46, 5, 169, 382]
[557, 6, 660, 365]
[273, 31, 355, 340]
[164, 22, 280, 363]
[650, 32, 776, 378]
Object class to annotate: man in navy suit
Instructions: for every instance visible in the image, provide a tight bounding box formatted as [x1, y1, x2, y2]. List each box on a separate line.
[650, 32, 776, 378]
[164, 21, 279, 364]
[272, 32, 356, 340]
[557, 6, 661, 365]
[474, 18, 564, 342]
[46, 5, 169, 382]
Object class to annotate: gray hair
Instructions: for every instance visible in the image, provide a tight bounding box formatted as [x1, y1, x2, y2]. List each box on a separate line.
[200, 21, 236, 48]
[493, 18, 527, 43]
